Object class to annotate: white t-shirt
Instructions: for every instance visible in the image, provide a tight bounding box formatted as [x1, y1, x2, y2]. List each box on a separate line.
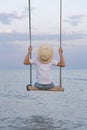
[30, 58, 58, 84]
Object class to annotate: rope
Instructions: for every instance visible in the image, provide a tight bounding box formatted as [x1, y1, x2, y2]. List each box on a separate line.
[28, 0, 32, 86]
[59, 0, 62, 87]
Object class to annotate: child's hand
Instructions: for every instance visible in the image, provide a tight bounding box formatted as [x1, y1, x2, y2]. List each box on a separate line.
[28, 46, 32, 53]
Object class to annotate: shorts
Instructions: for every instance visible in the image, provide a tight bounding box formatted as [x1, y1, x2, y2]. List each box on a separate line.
[34, 82, 55, 90]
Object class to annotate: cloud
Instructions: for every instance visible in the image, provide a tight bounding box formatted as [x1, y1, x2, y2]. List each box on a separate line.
[0, 6, 36, 25]
[62, 32, 87, 41]
[0, 11, 26, 25]
[0, 31, 28, 42]
[0, 31, 87, 43]
[64, 14, 86, 26]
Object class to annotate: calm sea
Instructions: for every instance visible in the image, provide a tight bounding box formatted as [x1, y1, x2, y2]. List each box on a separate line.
[0, 68, 87, 130]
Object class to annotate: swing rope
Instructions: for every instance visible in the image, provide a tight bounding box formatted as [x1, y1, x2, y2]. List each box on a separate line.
[28, 0, 32, 86]
[59, 0, 62, 88]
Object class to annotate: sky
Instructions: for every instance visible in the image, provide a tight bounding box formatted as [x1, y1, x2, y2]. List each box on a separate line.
[0, 0, 87, 70]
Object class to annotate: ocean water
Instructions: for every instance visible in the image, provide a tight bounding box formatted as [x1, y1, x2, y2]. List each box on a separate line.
[0, 68, 87, 130]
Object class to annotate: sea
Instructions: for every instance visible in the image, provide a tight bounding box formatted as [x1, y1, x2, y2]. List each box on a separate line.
[0, 68, 87, 130]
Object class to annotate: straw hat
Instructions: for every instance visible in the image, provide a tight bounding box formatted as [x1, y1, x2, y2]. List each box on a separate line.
[37, 44, 54, 64]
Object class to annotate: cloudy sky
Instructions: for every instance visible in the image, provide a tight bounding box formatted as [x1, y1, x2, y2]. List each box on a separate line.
[0, 0, 87, 69]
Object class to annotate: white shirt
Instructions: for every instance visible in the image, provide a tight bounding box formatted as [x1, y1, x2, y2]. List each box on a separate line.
[30, 58, 58, 84]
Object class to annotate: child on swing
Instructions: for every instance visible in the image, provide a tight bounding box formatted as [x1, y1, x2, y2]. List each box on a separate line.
[24, 44, 65, 91]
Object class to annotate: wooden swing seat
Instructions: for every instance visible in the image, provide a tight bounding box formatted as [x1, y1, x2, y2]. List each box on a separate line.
[26, 85, 64, 92]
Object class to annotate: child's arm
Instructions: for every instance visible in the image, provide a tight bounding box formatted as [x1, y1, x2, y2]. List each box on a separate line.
[23, 46, 32, 65]
[57, 48, 65, 67]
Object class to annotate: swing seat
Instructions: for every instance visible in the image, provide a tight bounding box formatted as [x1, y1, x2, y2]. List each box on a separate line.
[26, 84, 64, 92]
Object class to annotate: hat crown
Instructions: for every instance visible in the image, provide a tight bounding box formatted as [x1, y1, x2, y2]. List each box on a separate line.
[37, 45, 54, 64]
[40, 48, 50, 61]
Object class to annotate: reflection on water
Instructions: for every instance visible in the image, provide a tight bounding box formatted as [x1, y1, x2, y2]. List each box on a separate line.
[18, 115, 86, 130]
[15, 115, 66, 130]
[1, 114, 86, 130]
[29, 115, 55, 130]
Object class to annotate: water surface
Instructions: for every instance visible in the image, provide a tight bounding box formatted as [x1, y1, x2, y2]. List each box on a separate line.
[0, 69, 87, 130]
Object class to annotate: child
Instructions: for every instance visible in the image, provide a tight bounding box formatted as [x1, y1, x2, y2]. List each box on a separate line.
[24, 44, 65, 91]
